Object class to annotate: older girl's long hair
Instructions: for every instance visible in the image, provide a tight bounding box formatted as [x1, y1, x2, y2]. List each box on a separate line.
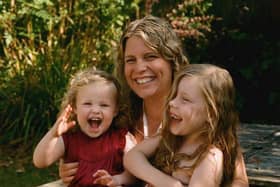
[115, 15, 189, 131]
[152, 64, 240, 186]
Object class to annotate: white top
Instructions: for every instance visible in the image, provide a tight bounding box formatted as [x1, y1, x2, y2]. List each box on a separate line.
[142, 111, 162, 138]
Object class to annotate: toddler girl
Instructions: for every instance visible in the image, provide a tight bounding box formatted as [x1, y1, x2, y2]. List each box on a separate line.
[33, 67, 136, 187]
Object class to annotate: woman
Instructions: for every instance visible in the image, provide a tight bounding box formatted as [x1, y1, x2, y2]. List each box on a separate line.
[116, 15, 189, 142]
[59, 16, 248, 187]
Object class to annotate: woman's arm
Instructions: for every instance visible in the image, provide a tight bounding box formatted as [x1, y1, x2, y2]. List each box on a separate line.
[232, 150, 249, 187]
[124, 136, 184, 187]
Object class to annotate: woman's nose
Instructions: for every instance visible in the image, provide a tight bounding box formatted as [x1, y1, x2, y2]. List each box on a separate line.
[135, 59, 147, 72]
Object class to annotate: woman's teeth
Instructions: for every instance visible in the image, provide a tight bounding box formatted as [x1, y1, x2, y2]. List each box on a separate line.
[136, 77, 153, 84]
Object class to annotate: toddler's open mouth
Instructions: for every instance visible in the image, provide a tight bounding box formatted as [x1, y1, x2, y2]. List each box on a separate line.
[88, 118, 102, 128]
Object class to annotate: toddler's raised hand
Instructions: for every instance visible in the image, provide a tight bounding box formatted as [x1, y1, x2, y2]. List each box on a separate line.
[54, 105, 76, 137]
[93, 170, 122, 187]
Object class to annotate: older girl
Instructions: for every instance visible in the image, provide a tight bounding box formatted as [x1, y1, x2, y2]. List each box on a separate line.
[124, 64, 247, 187]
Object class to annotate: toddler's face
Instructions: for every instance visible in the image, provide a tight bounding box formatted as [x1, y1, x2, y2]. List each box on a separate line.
[74, 81, 118, 138]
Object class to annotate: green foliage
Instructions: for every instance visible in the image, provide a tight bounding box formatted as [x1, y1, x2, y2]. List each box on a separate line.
[0, 0, 135, 145]
[151, 0, 215, 41]
[0, 0, 278, 149]
[150, 0, 280, 124]
[184, 0, 280, 124]
[0, 0, 221, 146]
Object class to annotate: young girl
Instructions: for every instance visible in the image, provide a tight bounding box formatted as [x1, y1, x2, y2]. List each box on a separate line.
[124, 63, 247, 187]
[33, 67, 136, 187]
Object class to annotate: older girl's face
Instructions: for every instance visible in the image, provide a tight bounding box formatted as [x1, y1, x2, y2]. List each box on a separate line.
[124, 36, 172, 100]
[168, 77, 209, 138]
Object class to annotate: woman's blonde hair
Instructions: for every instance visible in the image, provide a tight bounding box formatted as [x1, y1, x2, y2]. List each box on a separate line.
[153, 64, 240, 186]
[115, 15, 189, 130]
[60, 67, 128, 129]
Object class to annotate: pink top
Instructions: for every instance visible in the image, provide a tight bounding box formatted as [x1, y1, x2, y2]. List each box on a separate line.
[63, 127, 127, 187]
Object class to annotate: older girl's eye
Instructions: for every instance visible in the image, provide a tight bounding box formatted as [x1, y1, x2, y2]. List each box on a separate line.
[83, 102, 91, 105]
[182, 97, 191, 103]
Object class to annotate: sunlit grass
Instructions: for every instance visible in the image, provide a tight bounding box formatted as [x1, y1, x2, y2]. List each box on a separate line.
[0, 142, 59, 187]
[0, 163, 58, 187]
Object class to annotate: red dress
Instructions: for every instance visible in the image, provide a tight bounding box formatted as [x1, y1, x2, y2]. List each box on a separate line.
[62, 127, 127, 187]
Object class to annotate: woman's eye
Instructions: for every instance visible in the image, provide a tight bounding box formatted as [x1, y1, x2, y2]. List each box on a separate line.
[125, 58, 135, 64]
[83, 102, 91, 105]
[145, 55, 158, 61]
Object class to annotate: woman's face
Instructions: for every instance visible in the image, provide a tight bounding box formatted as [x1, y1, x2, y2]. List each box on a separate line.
[124, 36, 172, 100]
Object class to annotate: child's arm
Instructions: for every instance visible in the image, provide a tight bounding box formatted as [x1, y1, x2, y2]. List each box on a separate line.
[188, 147, 223, 187]
[33, 105, 76, 168]
[124, 136, 184, 187]
[93, 169, 130, 187]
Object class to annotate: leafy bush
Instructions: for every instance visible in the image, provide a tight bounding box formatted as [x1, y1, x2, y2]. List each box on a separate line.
[0, 0, 134, 145]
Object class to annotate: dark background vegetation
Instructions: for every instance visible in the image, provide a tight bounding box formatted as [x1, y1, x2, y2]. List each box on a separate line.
[0, 0, 279, 186]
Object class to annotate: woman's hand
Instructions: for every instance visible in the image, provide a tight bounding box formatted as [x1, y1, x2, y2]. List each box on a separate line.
[93, 170, 122, 187]
[59, 159, 79, 185]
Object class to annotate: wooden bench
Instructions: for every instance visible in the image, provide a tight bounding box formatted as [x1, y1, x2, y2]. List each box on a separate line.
[238, 123, 280, 187]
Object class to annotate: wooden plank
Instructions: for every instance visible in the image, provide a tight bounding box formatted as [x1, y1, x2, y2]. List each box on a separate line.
[238, 123, 280, 186]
